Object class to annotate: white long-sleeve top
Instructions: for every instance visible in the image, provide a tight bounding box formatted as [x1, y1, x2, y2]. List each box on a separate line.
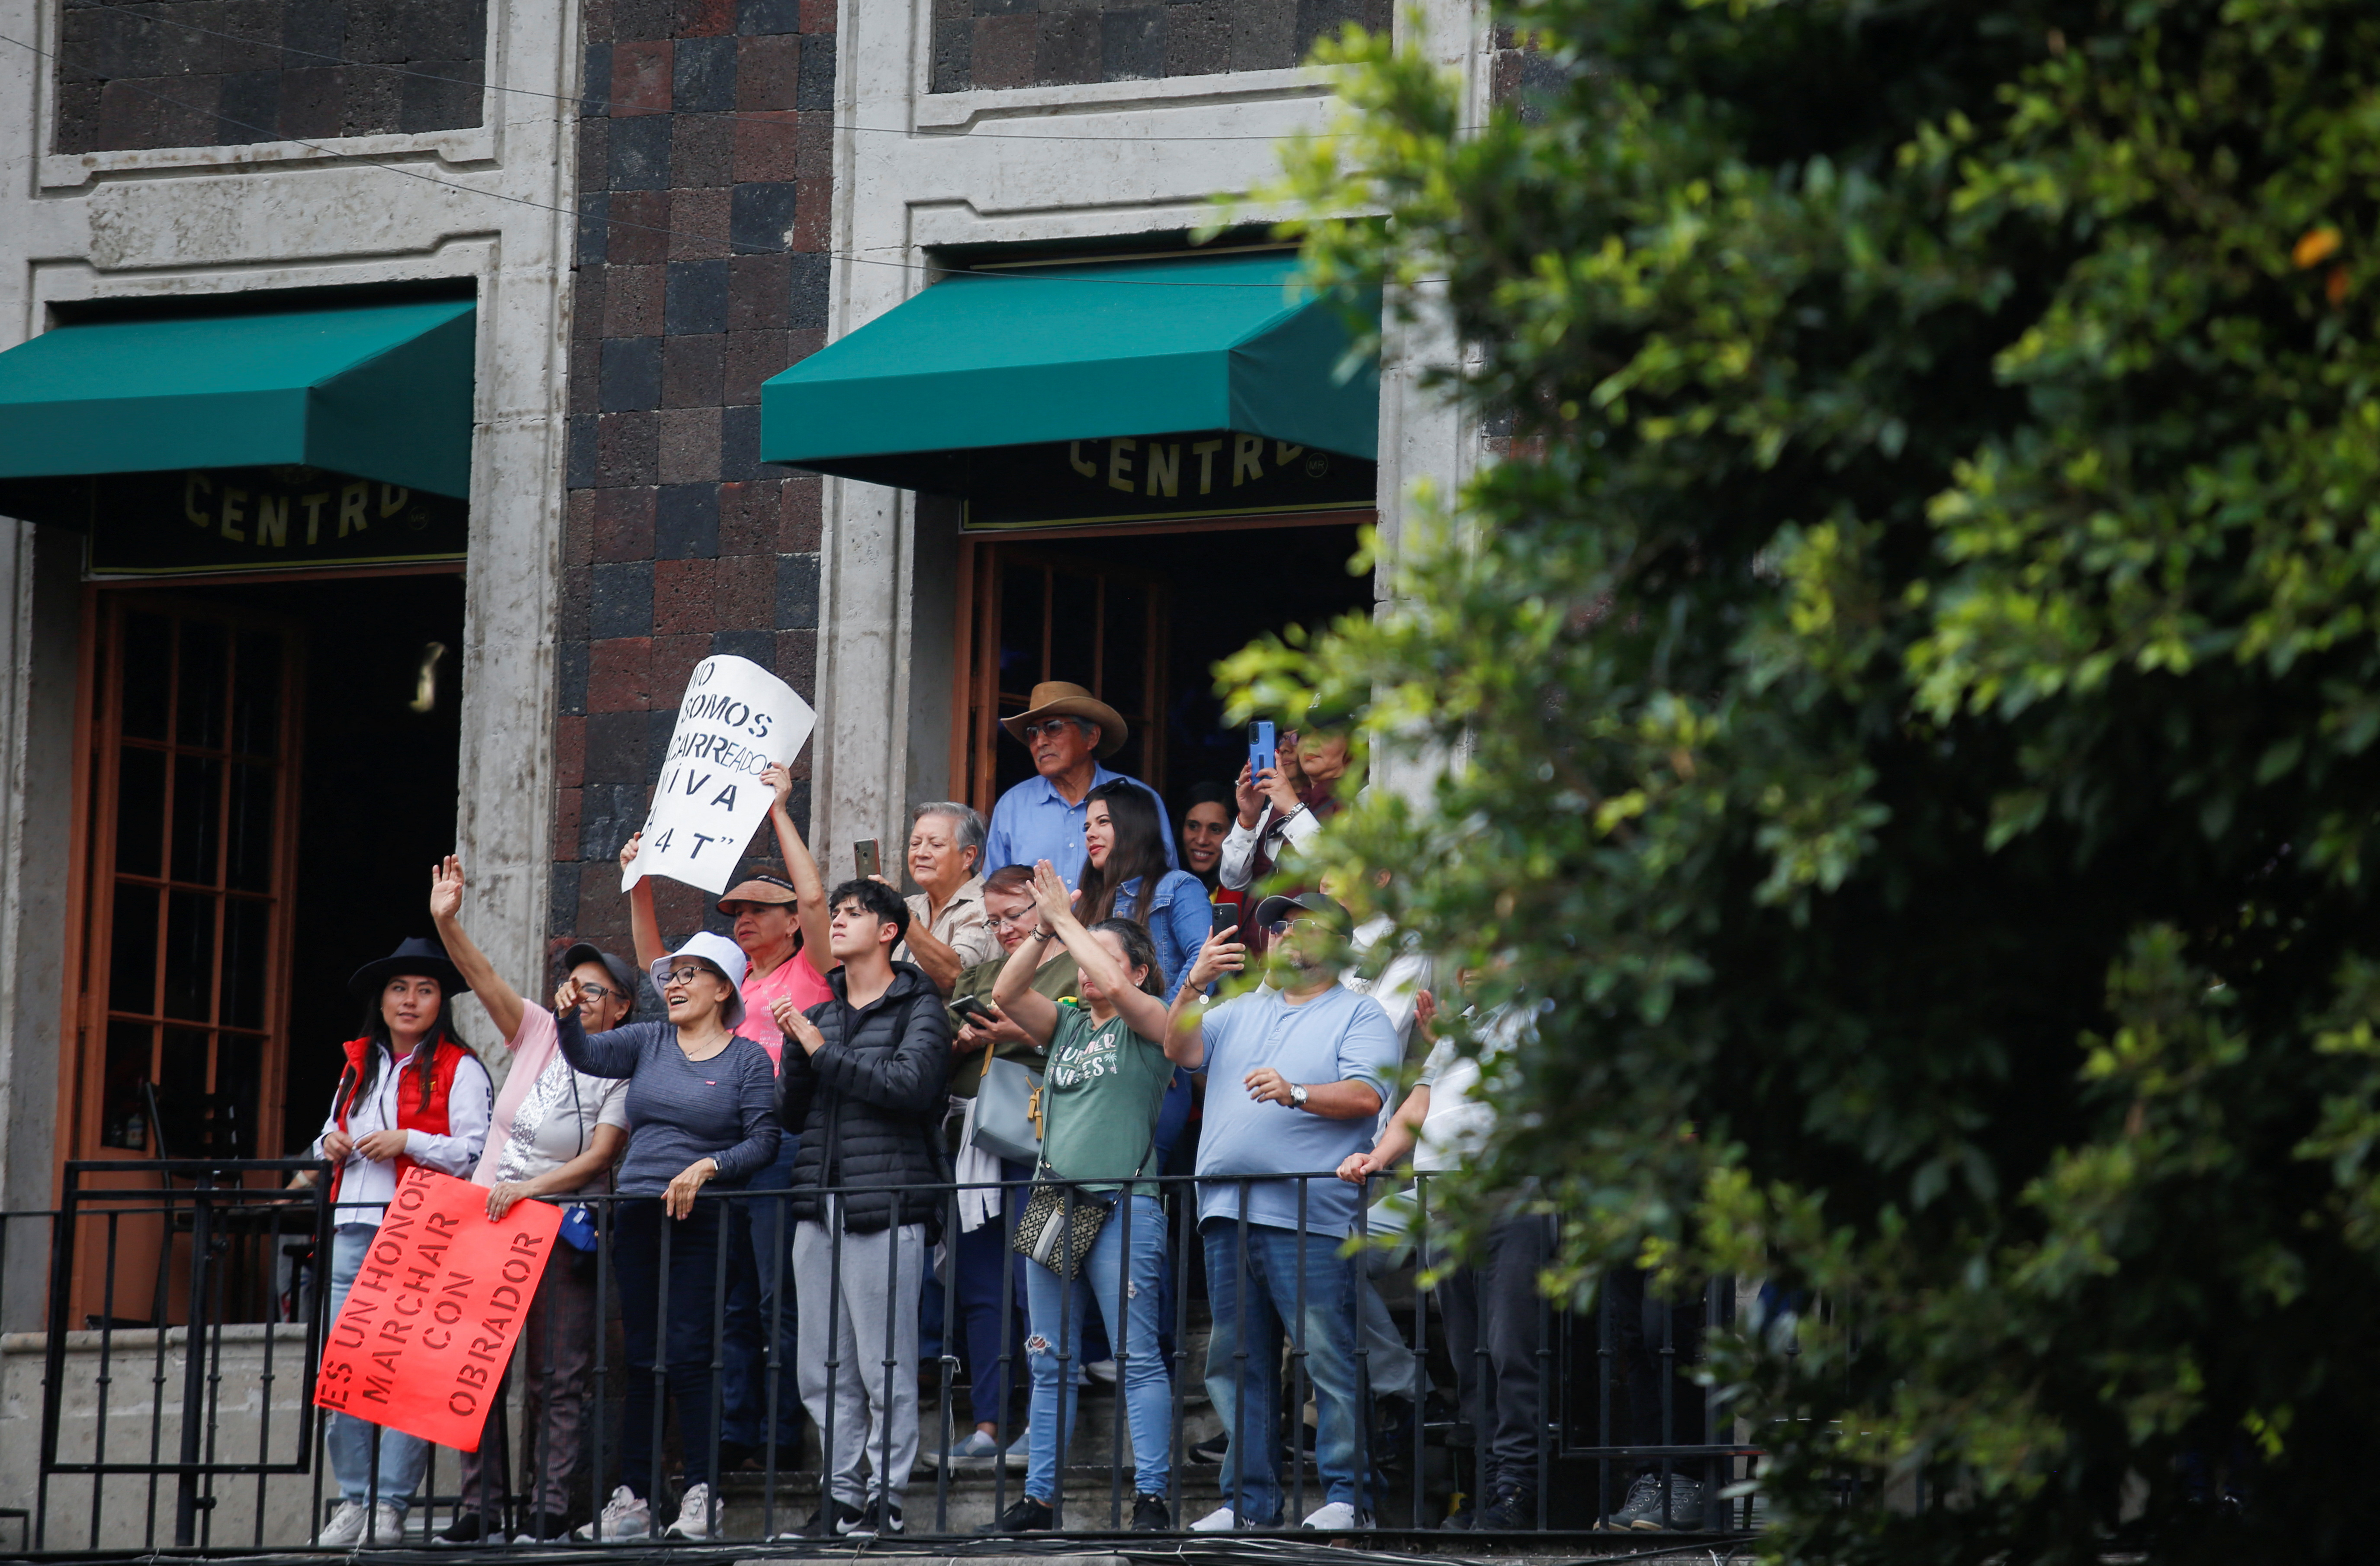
[1217, 802, 1326, 890]
[312, 1043, 493, 1228]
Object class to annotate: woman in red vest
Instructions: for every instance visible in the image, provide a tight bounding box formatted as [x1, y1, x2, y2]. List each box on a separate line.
[311, 937, 495, 1549]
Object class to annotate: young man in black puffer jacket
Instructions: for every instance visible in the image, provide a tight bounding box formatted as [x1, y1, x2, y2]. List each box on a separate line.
[769, 877, 952, 1538]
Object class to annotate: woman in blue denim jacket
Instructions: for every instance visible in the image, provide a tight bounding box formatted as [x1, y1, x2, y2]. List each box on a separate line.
[1077, 780, 1212, 1002]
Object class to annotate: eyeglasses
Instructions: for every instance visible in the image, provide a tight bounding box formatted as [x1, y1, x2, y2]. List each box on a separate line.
[661, 967, 711, 989]
[1267, 917, 1332, 938]
[1020, 719, 1083, 740]
[985, 908, 1037, 929]
[576, 982, 619, 1002]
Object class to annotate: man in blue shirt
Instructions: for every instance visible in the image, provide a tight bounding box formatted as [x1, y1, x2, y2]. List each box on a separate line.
[981, 681, 1174, 889]
[1162, 891, 1402, 1533]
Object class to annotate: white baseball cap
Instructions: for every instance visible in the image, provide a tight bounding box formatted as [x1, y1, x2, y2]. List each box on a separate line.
[650, 931, 749, 1030]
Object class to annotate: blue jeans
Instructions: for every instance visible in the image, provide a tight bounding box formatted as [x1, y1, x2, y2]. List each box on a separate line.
[325, 1224, 431, 1513]
[1025, 1192, 1172, 1508]
[1200, 1218, 1366, 1522]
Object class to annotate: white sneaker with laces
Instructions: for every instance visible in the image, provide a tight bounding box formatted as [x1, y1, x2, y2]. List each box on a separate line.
[1189, 1505, 1241, 1533]
[667, 1482, 714, 1540]
[1084, 1357, 1118, 1384]
[575, 1485, 651, 1541]
[361, 1504, 407, 1547]
[1302, 1501, 1363, 1531]
[318, 1502, 368, 1548]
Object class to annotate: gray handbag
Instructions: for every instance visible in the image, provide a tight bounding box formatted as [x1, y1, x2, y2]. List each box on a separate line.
[969, 1041, 1045, 1165]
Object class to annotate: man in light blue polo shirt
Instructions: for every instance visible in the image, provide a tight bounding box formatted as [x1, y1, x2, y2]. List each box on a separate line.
[981, 681, 1174, 890]
[1162, 891, 1402, 1533]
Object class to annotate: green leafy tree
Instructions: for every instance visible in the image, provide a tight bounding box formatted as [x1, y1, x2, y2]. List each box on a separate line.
[1242, 0, 2380, 1557]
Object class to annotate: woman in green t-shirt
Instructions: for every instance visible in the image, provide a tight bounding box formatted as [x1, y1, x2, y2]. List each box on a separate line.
[980, 860, 1181, 1533]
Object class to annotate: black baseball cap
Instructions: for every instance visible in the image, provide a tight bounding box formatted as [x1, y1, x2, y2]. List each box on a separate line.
[1252, 890, 1352, 934]
[560, 942, 642, 1009]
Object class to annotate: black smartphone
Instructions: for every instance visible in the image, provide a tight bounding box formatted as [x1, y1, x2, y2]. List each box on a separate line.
[951, 994, 999, 1026]
[854, 839, 881, 879]
[1211, 902, 1241, 938]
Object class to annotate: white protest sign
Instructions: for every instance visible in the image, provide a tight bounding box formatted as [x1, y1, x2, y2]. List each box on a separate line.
[622, 655, 816, 896]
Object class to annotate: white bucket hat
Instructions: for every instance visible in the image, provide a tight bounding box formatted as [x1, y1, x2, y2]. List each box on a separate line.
[650, 931, 749, 1030]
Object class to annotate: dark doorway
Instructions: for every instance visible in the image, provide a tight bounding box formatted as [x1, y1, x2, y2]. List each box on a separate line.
[166, 572, 467, 1157]
[963, 520, 1371, 815]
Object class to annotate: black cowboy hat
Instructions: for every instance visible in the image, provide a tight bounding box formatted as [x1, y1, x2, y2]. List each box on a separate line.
[348, 936, 470, 1001]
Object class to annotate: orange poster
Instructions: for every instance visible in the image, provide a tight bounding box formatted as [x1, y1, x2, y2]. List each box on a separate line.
[312, 1166, 564, 1450]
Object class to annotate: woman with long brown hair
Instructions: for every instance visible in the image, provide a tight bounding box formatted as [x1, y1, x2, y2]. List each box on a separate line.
[312, 938, 494, 1548]
[1075, 780, 1211, 1003]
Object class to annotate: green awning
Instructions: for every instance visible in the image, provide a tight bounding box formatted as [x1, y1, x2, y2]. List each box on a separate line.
[0, 300, 477, 498]
[759, 253, 1377, 487]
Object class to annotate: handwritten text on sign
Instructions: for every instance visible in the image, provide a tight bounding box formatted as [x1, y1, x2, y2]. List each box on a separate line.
[312, 1167, 562, 1450]
[622, 654, 817, 896]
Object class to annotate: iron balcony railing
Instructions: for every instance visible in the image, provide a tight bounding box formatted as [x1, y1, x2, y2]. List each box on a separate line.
[13, 1160, 1758, 1549]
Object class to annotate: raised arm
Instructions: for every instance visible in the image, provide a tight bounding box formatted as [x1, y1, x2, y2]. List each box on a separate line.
[1163, 922, 1245, 1067]
[1031, 860, 1172, 1042]
[553, 989, 646, 1078]
[761, 762, 833, 968]
[619, 832, 666, 971]
[428, 855, 527, 1043]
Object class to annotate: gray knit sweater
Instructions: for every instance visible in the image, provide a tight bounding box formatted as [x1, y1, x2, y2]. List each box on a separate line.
[555, 1016, 780, 1195]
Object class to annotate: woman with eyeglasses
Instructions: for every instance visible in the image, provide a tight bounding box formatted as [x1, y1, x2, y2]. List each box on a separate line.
[428, 857, 634, 1545]
[555, 930, 780, 1544]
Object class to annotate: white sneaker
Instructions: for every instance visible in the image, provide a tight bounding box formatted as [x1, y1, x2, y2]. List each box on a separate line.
[666, 1482, 714, 1540]
[1301, 1501, 1364, 1530]
[1084, 1357, 1118, 1385]
[318, 1502, 368, 1548]
[1189, 1505, 1241, 1533]
[361, 1504, 407, 1547]
[575, 1485, 651, 1541]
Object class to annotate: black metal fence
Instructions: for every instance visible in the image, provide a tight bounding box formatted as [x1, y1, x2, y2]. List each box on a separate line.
[13, 1161, 1758, 1549]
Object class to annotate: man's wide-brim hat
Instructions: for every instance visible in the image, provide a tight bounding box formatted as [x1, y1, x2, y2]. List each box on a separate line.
[1001, 681, 1128, 759]
[349, 936, 470, 1001]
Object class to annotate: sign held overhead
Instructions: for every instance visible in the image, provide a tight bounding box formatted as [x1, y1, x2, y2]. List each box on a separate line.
[623, 654, 816, 896]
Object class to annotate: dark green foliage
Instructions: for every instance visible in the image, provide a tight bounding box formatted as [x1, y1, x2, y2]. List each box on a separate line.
[1250, 1, 2380, 1558]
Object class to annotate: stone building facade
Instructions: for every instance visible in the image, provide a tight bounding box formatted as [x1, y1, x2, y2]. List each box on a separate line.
[0, 0, 1489, 1326]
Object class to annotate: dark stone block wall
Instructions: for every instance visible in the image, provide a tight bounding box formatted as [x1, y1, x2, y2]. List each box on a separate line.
[929, 0, 1390, 93]
[553, 0, 836, 954]
[52, 0, 486, 152]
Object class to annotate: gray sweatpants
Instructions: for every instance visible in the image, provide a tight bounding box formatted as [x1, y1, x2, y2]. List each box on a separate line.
[793, 1218, 926, 1510]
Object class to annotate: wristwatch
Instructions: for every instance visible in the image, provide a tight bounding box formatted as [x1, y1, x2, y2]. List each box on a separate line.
[1289, 1083, 1309, 1111]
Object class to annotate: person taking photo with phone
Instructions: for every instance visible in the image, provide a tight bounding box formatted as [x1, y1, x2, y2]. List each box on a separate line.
[891, 802, 1002, 993]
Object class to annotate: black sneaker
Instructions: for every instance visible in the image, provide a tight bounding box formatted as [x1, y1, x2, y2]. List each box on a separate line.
[1131, 1494, 1171, 1532]
[1627, 1476, 1704, 1530]
[512, 1510, 571, 1544]
[1602, 1473, 1662, 1530]
[843, 1497, 903, 1537]
[777, 1501, 862, 1540]
[978, 1496, 1053, 1534]
[1476, 1487, 1540, 1531]
[1188, 1432, 1228, 1464]
[434, 1511, 501, 1546]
